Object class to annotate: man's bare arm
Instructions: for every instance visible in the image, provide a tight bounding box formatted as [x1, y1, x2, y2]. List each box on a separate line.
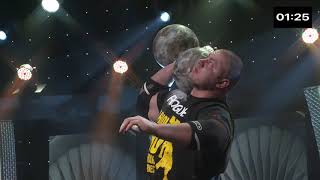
[150, 62, 175, 85]
[142, 62, 175, 121]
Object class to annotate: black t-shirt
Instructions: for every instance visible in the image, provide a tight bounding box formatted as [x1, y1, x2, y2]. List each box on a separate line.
[146, 89, 234, 180]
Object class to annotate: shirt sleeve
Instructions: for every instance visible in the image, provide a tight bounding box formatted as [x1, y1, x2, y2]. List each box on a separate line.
[186, 106, 234, 177]
[186, 105, 233, 152]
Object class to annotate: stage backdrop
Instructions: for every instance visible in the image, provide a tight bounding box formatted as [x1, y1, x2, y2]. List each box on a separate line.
[49, 134, 137, 180]
[48, 112, 309, 180]
[304, 86, 320, 157]
[0, 120, 16, 180]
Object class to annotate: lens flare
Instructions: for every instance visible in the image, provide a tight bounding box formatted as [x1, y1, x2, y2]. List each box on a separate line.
[113, 60, 128, 74]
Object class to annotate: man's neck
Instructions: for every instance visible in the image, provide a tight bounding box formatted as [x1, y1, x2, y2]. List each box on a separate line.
[190, 87, 225, 99]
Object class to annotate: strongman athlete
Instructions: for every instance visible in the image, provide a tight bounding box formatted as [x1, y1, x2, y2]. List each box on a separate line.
[119, 47, 243, 180]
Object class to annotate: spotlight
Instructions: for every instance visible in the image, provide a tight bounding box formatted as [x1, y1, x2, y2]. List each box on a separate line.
[160, 12, 170, 22]
[0, 31, 7, 40]
[302, 28, 319, 44]
[113, 60, 128, 74]
[41, 0, 60, 13]
[17, 64, 34, 81]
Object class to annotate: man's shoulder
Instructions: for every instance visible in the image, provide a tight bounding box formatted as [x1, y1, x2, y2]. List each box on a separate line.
[196, 103, 230, 119]
[190, 97, 229, 114]
[164, 89, 188, 100]
[167, 89, 187, 96]
[195, 102, 233, 130]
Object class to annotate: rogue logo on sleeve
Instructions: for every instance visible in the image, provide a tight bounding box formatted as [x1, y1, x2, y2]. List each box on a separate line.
[166, 95, 188, 117]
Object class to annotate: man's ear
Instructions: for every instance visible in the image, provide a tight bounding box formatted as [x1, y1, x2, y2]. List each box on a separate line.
[216, 79, 230, 89]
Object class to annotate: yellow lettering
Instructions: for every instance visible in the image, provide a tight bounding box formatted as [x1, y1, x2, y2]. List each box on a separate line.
[147, 111, 182, 180]
[147, 153, 155, 164]
[157, 111, 166, 124]
[147, 164, 155, 173]
[169, 116, 180, 125]
[157, 111, 170, 124]
[156, 141, 173, 180]
[149, 136, 164, 154]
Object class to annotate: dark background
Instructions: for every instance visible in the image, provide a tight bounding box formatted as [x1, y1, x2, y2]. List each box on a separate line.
[0, 0, 319, 179]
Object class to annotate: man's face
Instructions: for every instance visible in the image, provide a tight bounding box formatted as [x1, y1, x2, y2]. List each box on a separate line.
[190, 50, 231, 90]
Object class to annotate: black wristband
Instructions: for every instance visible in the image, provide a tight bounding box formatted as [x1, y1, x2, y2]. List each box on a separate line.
[143, 78, 169, 96]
